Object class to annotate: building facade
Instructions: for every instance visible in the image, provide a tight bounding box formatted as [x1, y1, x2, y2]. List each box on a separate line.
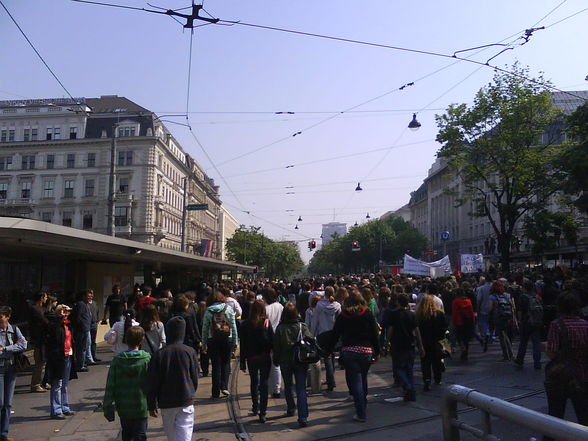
[0, 96, 235, 259]
[407, 91, 588, 267]
[321, 222, 347, 245]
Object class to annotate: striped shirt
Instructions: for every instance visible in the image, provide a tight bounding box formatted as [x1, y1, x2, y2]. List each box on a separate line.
[547, 317, 588, 382]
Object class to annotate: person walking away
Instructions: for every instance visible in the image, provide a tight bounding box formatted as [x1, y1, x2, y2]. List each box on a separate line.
[273, 303, 312, 427]
[239, 300, 274, 423]
[201, 291, 237, 398]
[476, 276, 494, 351]
[415, 295, 447, 391]
[103, 285, 127, 328]
[543, 293, 588, 441]
[103, 326, 151, 441]
[331, 292, 379, 423]
[70, 290, 92, 372]
[311, 286, 341, 392]
[451, 288, 475, 361]
[154, 290, 173, 325]
[305, 295, 322, 394]
[105, 310, 139, 355]
[489, 281, 517, 361]
[135, 286, 156, 320]
[514, 279, 543, 369]
[384, 293, 425, 402]
[0, 305, 27, 441]
[264, 287, 284, 398]
[171, 295, 202, 352]
[140, 305, 166, 355]
[196, 301, 209, 377]
[87, 290, 101, 363]
[28, 291, 49, 392]
[146, 317, 199, 441]
[46, 305, 76, 420]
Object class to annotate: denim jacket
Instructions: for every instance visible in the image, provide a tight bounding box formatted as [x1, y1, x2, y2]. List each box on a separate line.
[0, 324, 28, 366]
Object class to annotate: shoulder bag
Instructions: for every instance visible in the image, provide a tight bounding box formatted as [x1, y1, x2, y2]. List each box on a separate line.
[7, 327, 31, 371]
[293, 322, 321, 364]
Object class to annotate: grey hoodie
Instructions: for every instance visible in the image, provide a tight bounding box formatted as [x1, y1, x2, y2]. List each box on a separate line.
[311, 299, 341, 336]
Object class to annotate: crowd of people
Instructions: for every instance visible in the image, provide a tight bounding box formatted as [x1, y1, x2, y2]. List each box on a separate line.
[0, 265, 585, 441]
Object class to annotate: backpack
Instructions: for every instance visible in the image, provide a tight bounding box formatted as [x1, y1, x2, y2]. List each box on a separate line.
[495, 294, 513, 320]
[524, 294, 543, 327]
[211, 304, 230, 341]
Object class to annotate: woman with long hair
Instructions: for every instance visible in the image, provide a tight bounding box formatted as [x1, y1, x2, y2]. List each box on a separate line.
[415, 294, 447, 390]
[489, 281, 516, 361]
[331, 292, 379, 422]
[239, 300, 274, 423]
[273, 303, 312, 427]
[139, 304, 166, 354]
[104, 309, 139, 355]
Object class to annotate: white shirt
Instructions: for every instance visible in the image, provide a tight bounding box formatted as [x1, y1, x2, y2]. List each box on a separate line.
[265, 302, 284, 331]
[104, 318, 139, 355]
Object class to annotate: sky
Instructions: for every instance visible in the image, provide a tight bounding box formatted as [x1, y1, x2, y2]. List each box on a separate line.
[1, 0, 587, 263]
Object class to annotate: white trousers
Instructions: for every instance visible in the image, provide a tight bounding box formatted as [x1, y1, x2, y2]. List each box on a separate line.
[269, 363, 281, 394]
[161, 405, 194, 441]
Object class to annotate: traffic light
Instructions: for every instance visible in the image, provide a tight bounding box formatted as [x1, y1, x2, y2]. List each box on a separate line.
[253, 266, 258, 274]
[351, 241, 360, 251]
[308, 240, 317, 250]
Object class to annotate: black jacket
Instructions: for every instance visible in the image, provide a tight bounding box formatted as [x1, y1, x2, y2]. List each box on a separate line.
[46, 314, 77, 382]
[71, 300, 92, 332]
[332, 307, 380, 356]
[171, 309, 202, 348]
[239, 319, 274, 370]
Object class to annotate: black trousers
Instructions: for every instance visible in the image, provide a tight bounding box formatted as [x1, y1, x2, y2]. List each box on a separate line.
[543, 386, 588, 441]
[120, 417, 147, 441]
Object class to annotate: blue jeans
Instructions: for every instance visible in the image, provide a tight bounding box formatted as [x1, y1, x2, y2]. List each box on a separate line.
[477, 314, 494, 341]
[391, 349, 415, 391]
[51, 356, 72, 416]
[323, 354, 336, 389]
[0, 365, 17, 437]
[280, 362, 309, 421]
[341, 351, 371, 419]
[247, 355, 271, 414]
[120, 417, 147, 441]
[515, 325, 541, 366]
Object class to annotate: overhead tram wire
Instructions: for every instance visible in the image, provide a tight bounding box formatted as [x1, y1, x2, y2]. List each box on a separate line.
[1, 1, 84, 112]
[221, 139, 434, 180]
[216, 18, 587, 101]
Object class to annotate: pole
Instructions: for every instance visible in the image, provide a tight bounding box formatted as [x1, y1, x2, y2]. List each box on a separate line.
[181, 177, 187, 252]
[107, 126, 117, 236]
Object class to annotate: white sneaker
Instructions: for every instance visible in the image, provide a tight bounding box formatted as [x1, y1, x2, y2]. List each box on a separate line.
[221, 389, 230, 397]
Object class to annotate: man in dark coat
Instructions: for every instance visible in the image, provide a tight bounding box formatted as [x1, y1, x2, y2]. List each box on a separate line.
[70, 290, 92, 372]
[146, 316, 199, 441]
[28, 291, 49, 392]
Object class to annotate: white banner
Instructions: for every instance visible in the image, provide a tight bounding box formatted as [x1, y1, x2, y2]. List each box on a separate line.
[403, 254, 452, 278]
[460, 253, 484, 273]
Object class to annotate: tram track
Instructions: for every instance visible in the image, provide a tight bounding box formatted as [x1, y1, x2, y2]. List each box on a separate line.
[226, 357, 545, 441]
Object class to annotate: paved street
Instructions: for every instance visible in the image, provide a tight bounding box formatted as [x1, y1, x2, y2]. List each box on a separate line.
[9, 338, 572, 441]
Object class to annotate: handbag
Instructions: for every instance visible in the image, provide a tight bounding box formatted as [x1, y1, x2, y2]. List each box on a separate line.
[438, 337, 452, 359]
[7, 327, 31, 371]
[544, 319, 586, 396]
[292, 323, 321, 364]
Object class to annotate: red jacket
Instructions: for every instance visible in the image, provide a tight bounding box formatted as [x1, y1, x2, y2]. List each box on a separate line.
[452, 297, 475, 326]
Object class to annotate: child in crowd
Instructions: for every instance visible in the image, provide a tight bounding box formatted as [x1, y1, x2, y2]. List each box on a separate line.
[103, 326, 151, 441]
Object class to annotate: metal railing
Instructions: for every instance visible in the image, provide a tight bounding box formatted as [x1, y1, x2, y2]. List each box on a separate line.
[442, 384, 588, 441]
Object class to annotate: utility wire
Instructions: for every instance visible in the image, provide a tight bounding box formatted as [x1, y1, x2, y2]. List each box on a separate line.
[1, 1, 81, 109]
[222, 139, 433, 180]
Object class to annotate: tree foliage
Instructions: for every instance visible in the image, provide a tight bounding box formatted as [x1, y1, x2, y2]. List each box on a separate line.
[435, 64, 563, 271]
[558, 102, 588, 214]
[307, 216, 428, 274]
[226, 227, 303, 279]
[523, 209, 579, 257]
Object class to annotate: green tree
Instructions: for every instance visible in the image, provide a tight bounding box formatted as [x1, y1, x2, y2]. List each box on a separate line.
[523, 209, 579, 257]
[226, 227, 303, 278]
[558, 102, 588, 214]
[436, 64, 563, 271]
[307, 216, 428, 274]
